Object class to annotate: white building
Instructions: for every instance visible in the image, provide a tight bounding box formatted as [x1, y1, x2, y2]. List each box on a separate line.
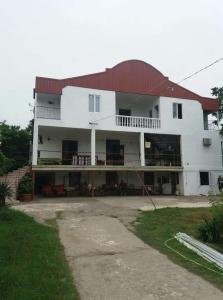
[32, 60, 223, 196]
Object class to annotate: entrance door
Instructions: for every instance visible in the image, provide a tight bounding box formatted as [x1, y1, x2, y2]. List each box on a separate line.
[171, 172, 178, 194]
[106, 171, 118, 186]
[62, 140, 78, 165]
[106, 139, 121, 165]
[69, 172, 81, 188]
[144, 172, 154, 185]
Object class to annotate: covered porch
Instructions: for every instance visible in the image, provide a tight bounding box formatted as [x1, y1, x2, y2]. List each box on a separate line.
[32, 167, 183, 198]
[35, 127, 182, 168]
[36, 126, 142, 167]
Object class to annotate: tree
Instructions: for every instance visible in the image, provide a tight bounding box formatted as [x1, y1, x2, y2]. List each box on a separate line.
[0, 122, 32, 170]
[0, 153, 15, 176]
[211, 87, 223, 130]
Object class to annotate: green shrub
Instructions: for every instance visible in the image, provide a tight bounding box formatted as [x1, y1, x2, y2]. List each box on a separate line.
[0, 182, 12, 207]
[212, 204, 223, 232]
[17, 173, 32, 196]
[198, 217, 221, 243]
[0, 153, 15, 176]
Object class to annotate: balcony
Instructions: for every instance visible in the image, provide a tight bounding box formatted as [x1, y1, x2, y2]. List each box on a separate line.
[116, 115, 160, 129]
[36, 106, 61, 120]
[206, 122, 219, 131]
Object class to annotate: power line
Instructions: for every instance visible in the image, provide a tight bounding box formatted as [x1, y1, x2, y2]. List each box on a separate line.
[177, 57, 223, 84]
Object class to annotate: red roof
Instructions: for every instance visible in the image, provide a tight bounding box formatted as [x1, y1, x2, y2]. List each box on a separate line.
[35, 60, 218, 111]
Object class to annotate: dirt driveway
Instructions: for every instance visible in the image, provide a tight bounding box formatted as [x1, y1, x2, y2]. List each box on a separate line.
[13, 196, 222, 300]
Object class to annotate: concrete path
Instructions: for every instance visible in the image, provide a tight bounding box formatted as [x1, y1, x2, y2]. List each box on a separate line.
[13, 196, 223, 299]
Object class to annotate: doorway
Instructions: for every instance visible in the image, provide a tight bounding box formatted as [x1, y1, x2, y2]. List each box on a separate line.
[35, 172, 55, 195]
[106, 139, 123, 165]
[106, 171, 118, 186]
[69, 172, 81, 188]
[62, 140, 78, 165]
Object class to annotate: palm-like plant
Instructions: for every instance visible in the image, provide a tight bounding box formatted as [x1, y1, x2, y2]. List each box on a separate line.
[0, 182, 12, 207]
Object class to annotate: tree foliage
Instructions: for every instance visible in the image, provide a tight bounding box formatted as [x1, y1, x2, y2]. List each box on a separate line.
[0, 153, 15, 176]
[0, 121, 32, 171]
[211, 87, 223, 130]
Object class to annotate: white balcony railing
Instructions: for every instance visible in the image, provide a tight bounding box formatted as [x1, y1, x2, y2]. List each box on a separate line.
[36, 106, 61, 120]
[207, 122, 219, 131]
[116, 115, 161, 129]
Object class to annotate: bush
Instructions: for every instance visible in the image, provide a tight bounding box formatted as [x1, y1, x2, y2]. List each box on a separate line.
[212, 204, 223, 232]
[0, 153, 15, 176]
[17, 173, 33, 196]
[198, 217, 221, 243]
[0, 182, 12, 207]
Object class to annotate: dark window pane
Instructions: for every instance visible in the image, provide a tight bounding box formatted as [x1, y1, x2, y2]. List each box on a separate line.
[178, 104, 182, 119]
[200, 172, 209, 185]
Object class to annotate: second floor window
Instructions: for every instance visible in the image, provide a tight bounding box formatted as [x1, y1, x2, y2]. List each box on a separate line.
[89, 94, 100, 112]
[173, 103, 182, 119]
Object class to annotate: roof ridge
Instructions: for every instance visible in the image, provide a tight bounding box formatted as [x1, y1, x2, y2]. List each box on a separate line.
[34, 60, 218, 111]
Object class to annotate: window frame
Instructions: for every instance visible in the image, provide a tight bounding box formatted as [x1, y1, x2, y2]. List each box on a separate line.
[200, 171, 209, 186]
[173, 103, 183, 119]
[88, 94, 101, 112]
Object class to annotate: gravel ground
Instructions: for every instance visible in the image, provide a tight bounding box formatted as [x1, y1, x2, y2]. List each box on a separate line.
[12, 196, 222, 300]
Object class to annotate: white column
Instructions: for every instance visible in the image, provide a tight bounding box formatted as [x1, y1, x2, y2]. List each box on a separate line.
[32, 122, 38, 165]
[140, 131, 145, 166]
[91, 128, 96, 166]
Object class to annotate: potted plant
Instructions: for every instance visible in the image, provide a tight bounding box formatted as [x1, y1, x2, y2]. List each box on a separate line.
[17, 173, 33, 201]
[0, 182, 12, 207]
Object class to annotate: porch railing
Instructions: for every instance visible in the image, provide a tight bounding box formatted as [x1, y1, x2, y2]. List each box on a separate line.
[207, 122, 219, 131]
[116, 115, 161, 129]
[36, 106, 61, 120]
[37, 150, 181, 167]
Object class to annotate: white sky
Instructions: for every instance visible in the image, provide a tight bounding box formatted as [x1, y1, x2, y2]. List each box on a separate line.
[0, 0, 222, 127]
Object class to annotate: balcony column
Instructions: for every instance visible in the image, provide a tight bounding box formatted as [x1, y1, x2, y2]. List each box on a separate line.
[32, 122, 38, 165]
[139, 131, 145, 167]
[91, 128, 96, 166]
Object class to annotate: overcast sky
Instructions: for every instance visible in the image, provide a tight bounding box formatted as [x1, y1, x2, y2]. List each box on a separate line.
[0, 0, 222, 127]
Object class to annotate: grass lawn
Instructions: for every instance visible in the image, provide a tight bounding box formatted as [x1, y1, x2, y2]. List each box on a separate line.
[133, 207, 223, 290]
[0, 207, 80, 300]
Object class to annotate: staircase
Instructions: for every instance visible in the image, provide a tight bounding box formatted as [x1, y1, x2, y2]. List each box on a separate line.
[0, 166, 31, 199]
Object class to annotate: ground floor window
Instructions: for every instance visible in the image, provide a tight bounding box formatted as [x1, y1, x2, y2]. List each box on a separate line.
[200, 171, 209, 185]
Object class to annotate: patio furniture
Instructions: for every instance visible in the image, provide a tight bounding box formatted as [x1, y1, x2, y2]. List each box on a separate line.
[54, 185, 66, 196]
[42, 185, 54, 196]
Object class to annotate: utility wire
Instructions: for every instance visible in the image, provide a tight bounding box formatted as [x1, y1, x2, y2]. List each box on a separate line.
[177, 57, 223, 84]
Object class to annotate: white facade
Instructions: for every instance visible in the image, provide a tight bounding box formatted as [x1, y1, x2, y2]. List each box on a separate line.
[32, 85, 223, 196]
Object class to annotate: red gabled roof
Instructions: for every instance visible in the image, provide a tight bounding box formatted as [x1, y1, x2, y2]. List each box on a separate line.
[35, 60, 218, 111]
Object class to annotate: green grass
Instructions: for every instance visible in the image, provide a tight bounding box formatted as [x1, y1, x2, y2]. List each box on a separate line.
[0, 207, 80, 300]
[133, 207, 223, 290]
